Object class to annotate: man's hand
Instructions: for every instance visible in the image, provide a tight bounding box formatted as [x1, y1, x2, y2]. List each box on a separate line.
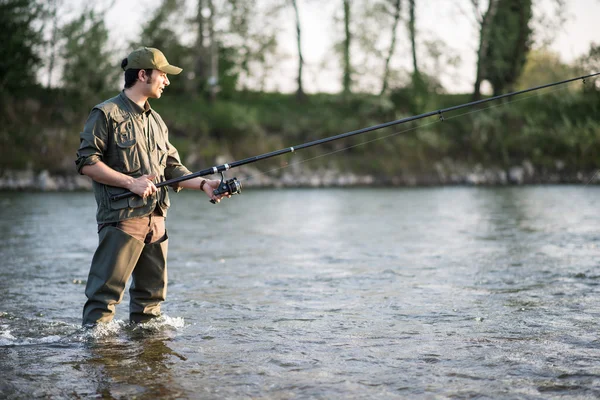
[202, 179, 231, 203]
[128, 174, 157, 198]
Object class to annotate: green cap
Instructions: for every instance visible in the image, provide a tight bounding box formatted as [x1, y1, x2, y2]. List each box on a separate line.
[123, 47, 182, 75]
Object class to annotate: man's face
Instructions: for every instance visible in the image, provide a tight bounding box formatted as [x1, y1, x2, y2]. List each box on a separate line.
[143, 69, 170, 99]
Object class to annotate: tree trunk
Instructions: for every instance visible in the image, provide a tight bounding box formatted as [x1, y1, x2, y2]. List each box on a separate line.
[207, 0, 218, 101]
[46, 0, 60, 87]
[342, 0, 351, 95]
[194, 0, 209, 94]
[408, 0, 419, 80]
[380, 0, 401, 95]
[291, 0, 305, 99]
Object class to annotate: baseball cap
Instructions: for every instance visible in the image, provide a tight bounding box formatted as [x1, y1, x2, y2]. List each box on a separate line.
[123, 47, 182, 75]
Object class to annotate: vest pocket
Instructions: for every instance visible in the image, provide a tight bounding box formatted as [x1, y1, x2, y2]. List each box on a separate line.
[156, 141, 168, 168]
[106, 185, 148, 210]
[116, 138, 141, 173]
[106, 185, 130, 210]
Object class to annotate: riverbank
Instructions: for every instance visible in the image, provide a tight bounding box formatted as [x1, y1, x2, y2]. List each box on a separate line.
[2, 160, 597, 191]
[3, 86, 599, 190]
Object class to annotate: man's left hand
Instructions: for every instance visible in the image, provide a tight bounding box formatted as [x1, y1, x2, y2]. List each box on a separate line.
[202, 179, 231, 203]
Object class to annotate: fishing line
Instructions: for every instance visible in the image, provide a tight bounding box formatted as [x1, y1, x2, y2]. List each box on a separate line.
[244, 119, 440, 181]
[585, 170, 600, 186]
[244, 81, 576, 182]
[442, 82, 571, 121]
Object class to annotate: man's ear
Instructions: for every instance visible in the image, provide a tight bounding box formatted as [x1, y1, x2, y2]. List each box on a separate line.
[138, 69, 148, 82]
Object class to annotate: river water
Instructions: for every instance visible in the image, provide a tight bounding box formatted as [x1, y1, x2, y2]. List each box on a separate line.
[1, 186, 599, 399]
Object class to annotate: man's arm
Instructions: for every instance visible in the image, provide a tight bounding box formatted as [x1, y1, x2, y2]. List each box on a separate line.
[81, 161, 157, 199]
[83, 162, 228, 202]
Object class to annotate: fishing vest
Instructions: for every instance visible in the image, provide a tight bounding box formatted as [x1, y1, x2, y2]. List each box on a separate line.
[82, 92, 188, 224]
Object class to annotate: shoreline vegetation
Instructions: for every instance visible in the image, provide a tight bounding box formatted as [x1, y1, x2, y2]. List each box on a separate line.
[1, 83, 599, 193]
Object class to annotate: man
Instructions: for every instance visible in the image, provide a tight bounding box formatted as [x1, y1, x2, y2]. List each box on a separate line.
[76, 47, 226, 327]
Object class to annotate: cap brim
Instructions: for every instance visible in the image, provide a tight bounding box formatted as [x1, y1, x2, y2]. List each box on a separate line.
[159, 64, 182, 75]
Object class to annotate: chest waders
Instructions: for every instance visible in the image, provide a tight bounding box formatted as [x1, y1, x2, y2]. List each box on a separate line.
[82, 226, 169, 326]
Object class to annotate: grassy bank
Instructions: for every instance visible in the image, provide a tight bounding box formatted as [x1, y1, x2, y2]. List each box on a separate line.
[1, 85, 598, 181]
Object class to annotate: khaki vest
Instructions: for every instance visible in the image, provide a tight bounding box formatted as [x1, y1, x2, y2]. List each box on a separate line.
[83, 93, 187, 223]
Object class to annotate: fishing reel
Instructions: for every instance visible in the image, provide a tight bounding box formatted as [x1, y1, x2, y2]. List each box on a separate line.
[210, 172, 242, 204]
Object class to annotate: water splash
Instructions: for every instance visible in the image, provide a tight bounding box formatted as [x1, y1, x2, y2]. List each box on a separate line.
[68, 316, 186, 342]
[131, 315, 185, 332]
[81, 319, 128, 340]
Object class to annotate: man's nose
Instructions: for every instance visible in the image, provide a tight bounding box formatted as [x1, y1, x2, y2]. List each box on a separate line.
[165, 76, 170, 86]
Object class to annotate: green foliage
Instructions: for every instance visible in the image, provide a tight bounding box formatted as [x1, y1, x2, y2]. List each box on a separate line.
[0, 0, 44, 94]
[60, 8, 118, 98]
[516, 49, 576, 89]
[389, 73, 441, 115]
[2, 81, 600, 179]
[216, 46, 241, 99]
[206, 101, 263, 142]
[482, 0, 533, 95]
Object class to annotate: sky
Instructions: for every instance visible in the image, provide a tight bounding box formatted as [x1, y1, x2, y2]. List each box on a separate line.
[99, 0, 599, 94]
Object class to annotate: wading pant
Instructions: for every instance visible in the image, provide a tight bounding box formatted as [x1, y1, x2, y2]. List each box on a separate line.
[82, 213, 168, 326]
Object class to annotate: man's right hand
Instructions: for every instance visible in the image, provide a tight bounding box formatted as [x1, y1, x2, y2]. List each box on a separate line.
[128, 174, 157, 198]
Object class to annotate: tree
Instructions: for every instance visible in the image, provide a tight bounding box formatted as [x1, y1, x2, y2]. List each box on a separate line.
[190, 0, 283, 96]
[0, 0, 44, 94]
[380, 0, 402, 95]
[290, 0, 305, 98]
[195, 0, 209, 90]
[406, 0, 429, 111]
[44, 0, 61, 87]
[477, 0, 533, 96]
[351, 0, 412, 95]
[407, 0, 419, 83]
[352, 0, 397, 93]
[472, 0, 499, 100]
[60, 7, 118, 98]
[194, 0, 222, 100]
[342, 0, 352, 94]
[224, 0, 282, 92]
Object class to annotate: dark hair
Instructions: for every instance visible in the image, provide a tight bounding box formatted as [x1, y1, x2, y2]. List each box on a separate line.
[121, 58, 153, 89]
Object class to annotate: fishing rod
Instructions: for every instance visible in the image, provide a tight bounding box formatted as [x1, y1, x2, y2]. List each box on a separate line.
[111, 71, 600, 202]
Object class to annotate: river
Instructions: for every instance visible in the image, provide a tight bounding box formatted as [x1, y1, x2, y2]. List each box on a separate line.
[1, 186, 599, 399]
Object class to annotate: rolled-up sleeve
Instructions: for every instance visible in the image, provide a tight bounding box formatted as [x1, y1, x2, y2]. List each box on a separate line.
[75, 109, 108, 175]
[164, 140, 192, 192]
